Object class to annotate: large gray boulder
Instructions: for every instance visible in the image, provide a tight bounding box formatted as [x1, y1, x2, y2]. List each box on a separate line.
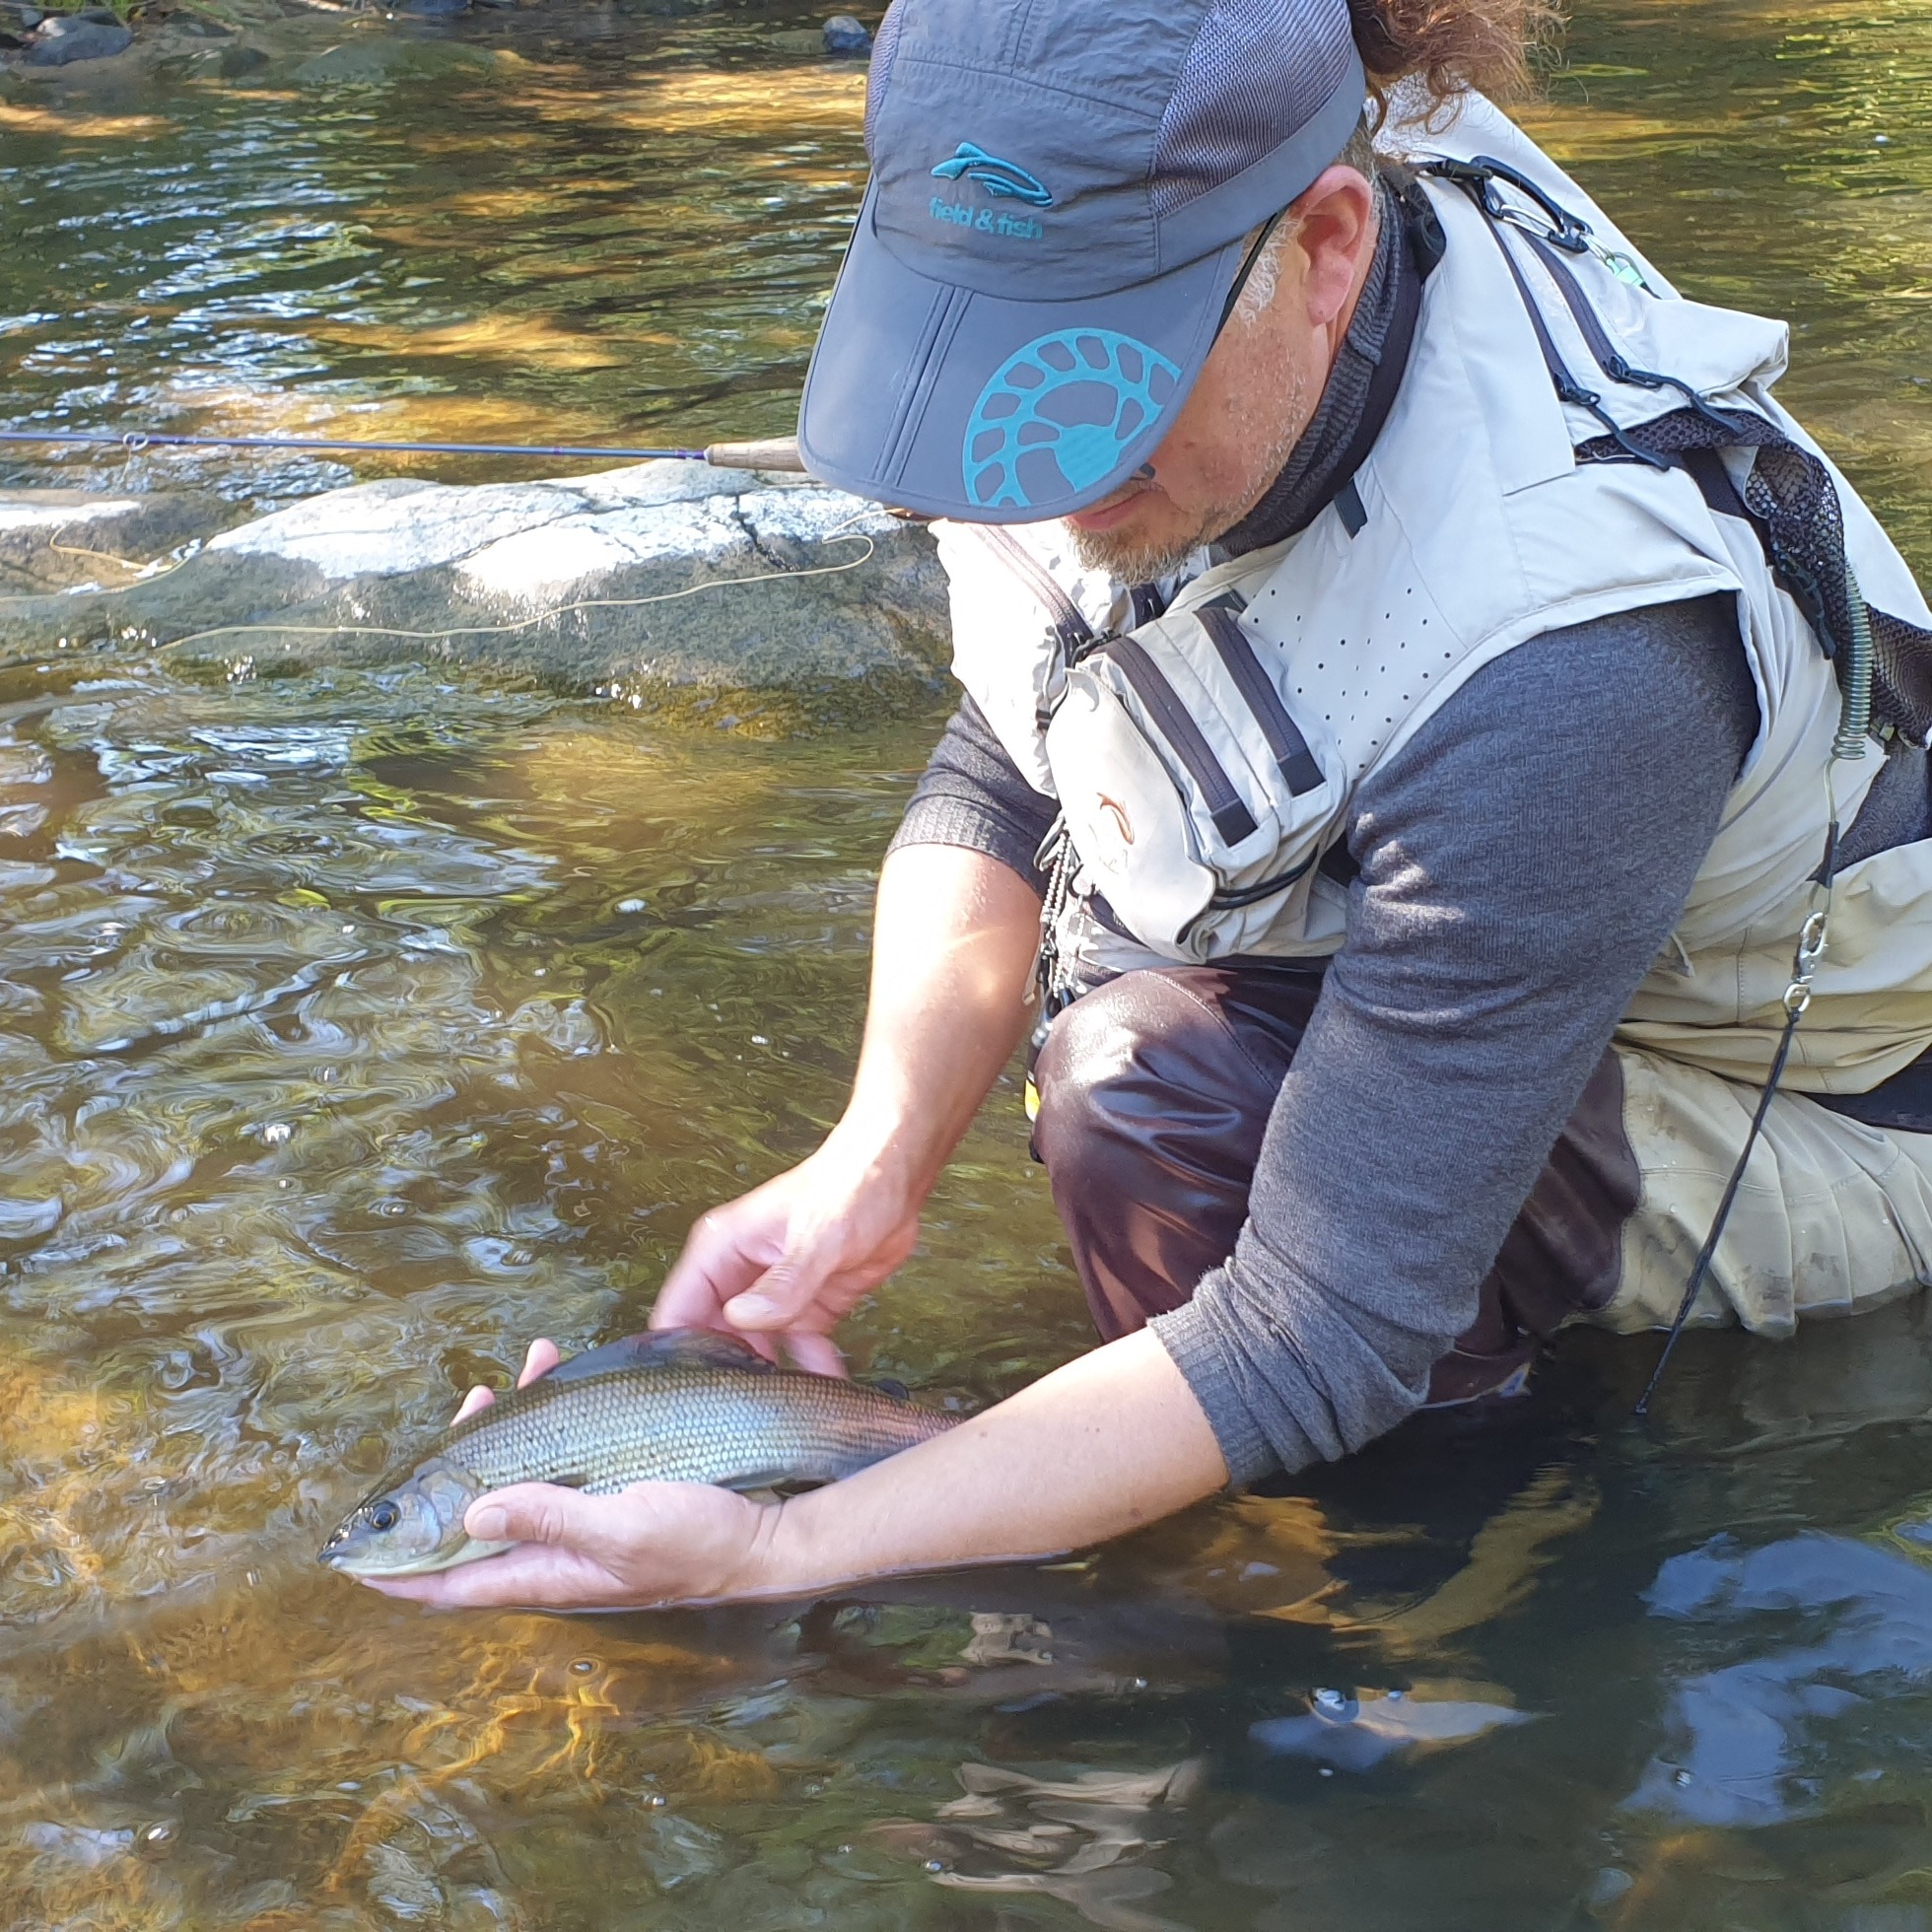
[0, 460, 950, 701]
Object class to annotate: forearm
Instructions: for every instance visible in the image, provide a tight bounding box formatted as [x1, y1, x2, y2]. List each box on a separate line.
[830, 841, 1040, 1196]
[750, 1328, 1227, 1592]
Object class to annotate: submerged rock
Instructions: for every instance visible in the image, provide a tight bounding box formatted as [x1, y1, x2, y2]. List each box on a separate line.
[1250, 1688, 1535, 1770]
[17, 10, 131, 64]
[293, 37, 499, 85]
[822, 13, 870, 54]
[0, 460, 948, 702]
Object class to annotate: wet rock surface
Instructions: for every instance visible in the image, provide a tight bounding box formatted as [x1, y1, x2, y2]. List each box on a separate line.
[0, 461, 949, 696]
[0, 488, 235, 594]
[822, 13, 869, 54]
[14, 7, 130, 64]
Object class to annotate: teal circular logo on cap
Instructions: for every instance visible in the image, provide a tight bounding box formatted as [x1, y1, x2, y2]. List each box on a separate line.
[963, 329, 1181, 512]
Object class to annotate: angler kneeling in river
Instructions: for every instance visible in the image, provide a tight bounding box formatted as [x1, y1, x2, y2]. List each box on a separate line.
[367, 0, 1932, 1612]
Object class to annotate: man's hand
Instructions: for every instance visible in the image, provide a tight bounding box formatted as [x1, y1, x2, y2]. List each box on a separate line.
[363, 1480, 780, 1611]
[650, 1140, 921, 1374]
[652, 846, 1042, 1369]
[364, 1339, 784, 1610]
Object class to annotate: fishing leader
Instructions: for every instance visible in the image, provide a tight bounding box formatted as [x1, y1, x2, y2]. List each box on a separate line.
[368, 0, 1932, 1613]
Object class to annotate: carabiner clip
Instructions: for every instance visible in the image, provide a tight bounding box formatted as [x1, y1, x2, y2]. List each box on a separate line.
[1468, 154, 1594, 252]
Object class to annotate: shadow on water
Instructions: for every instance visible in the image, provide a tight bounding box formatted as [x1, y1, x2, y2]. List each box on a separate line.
[2, 0, 1932, 1925]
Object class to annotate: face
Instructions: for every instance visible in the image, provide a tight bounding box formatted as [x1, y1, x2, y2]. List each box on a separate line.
[318, 1459, 497, 1578]
[1066, 165, 1381, 583]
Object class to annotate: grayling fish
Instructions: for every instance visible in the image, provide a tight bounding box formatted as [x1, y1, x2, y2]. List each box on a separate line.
[318, 1329, 959, 1578]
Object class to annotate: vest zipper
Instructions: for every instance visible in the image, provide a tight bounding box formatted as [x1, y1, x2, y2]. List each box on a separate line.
[969, 525, 1096, 650]
[1512, 227, 1743, 439]
[1103, 635, 1259, 847]
[1196, 605, 1327, 797]
[1422, 160, 1670, 472]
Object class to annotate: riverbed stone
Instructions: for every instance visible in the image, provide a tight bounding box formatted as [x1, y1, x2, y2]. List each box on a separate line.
[0, 461, 950, 700]
[292, 36, 499, 86]
[17, 12, 131, 63]
[822, 14, 870, 54]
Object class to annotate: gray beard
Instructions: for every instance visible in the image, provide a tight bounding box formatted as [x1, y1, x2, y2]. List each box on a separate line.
[1068, 365, 1310, 586]
[1068, 522, 1207, 584]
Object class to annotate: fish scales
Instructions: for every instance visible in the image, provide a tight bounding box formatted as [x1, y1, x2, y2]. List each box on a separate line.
[444, 1364, 940, 1491]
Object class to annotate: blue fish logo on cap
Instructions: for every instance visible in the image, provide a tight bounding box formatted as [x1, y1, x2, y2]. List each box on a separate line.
[931, 142, 1054, 208]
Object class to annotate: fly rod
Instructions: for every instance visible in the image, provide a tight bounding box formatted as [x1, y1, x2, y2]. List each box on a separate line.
[0, 428, 811, 470]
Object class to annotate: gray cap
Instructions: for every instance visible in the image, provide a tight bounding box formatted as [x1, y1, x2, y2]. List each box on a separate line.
[798, 0, 1367, 522]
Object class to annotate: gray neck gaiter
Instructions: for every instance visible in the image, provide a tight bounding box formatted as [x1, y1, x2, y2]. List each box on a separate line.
[1216, 175, 1410, 558]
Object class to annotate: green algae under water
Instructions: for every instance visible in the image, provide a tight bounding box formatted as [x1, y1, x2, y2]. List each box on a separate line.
[3, 2, 1932, 1927]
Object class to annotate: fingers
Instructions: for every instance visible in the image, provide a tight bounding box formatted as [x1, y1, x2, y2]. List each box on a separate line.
[353, 1481, 770, 1611]
[724, 1249, 832, 1332]
[449, 1339, 558, 1426]
[517, 1338, 561, 1388]
[462, 1481, 653, 1574]
[452, 1385, 496, 1424]
[655, 1205, 782, 1330]
[364, 1540, 625, 1610]
[782, 1329, 848, 1379]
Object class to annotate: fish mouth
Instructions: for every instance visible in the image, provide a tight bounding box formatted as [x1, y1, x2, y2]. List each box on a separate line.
[315, 1537, 515, 1580]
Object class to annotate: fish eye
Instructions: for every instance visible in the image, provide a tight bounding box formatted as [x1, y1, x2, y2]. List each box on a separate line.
[368, 1499, 400, 1532]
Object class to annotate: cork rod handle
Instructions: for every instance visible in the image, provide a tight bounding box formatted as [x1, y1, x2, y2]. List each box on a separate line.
[703, 437, 809, 474]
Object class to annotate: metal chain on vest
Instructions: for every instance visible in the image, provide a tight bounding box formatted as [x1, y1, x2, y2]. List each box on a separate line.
[1633, 569, 1875, 1414]
[1021, 820, 1077, 1127]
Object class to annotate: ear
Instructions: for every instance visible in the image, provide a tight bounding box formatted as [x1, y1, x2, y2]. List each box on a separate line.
[1287, 164, 1379, 332]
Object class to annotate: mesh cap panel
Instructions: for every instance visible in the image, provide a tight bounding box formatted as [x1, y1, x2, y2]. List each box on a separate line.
[863, 0, 908, 157]
[1151, 0, 1359, 220]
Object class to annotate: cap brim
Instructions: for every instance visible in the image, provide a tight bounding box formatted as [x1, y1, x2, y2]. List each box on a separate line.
[798, 183, 1247, 523]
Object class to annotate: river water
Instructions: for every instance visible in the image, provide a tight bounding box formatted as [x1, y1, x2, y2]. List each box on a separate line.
[3, 3, 1932, 1928]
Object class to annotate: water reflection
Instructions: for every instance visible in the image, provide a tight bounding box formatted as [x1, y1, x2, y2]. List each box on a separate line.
[3, 0, 1932, 1924]
[1, 6, 871, 509]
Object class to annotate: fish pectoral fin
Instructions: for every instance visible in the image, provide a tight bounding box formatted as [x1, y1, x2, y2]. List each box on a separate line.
[724, 1473, 827, 1498]
[546, 1328, 777, 1383]
[548, 1471, 593, 1490]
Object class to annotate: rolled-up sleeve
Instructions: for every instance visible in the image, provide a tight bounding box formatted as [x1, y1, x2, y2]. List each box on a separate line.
[891, 696, 1058, 896]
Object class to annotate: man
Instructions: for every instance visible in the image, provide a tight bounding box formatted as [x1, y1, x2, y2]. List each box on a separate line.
[372, 0, 1932, 1613]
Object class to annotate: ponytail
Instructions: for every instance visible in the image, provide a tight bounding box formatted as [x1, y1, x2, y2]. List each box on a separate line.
[1346, 0, 1561, 118]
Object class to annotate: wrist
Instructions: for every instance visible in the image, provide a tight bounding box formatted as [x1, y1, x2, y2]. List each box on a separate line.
[817, 1106, 935, 1208]
[727, 1490, 840, 1602]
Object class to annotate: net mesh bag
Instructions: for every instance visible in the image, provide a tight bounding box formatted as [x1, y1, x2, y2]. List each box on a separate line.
[1580, 406, 1932, 747]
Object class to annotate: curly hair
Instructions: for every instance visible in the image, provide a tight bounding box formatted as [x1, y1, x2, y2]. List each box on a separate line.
[1346, 0, 1562, 116]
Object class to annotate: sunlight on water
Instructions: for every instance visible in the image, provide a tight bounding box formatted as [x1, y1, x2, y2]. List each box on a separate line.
[4, 0, 1932, 1925]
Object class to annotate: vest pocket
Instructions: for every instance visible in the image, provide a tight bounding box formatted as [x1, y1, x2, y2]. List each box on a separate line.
[1044, 606, 1343, 961]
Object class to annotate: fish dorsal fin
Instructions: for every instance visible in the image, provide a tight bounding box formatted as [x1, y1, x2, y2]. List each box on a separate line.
[545, 1329, 776, 1384]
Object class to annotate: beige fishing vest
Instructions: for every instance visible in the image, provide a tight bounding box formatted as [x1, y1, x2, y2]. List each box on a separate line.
[935, 100, 1932, 1096]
